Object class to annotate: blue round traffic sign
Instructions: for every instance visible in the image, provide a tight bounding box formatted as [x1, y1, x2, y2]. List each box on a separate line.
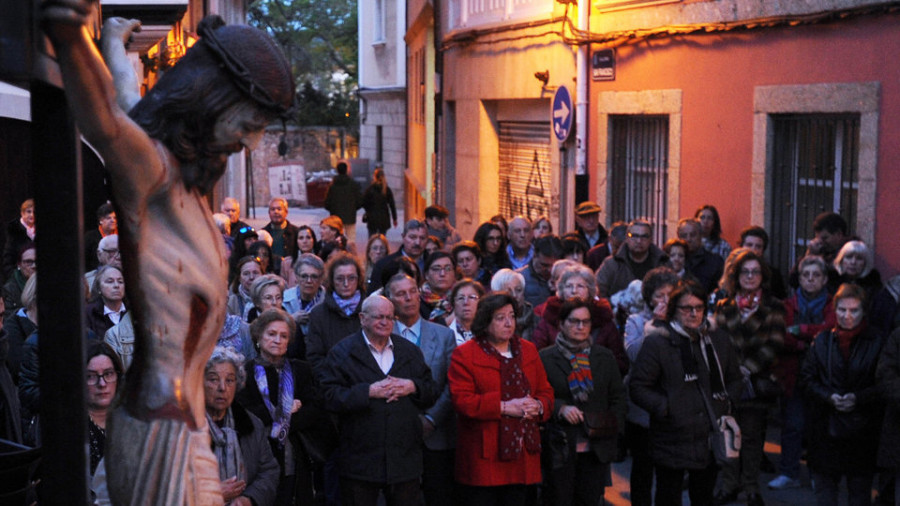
[551, 85, 573, 142]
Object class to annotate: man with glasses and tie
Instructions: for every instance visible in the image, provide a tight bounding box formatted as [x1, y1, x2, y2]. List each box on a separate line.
[384, 272, 457, 506]
[320, 294, 437, 506]
[596, 219, 670, 298]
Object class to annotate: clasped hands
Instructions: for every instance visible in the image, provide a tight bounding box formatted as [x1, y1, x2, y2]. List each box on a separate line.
[501, 396, 543, 419]
[830, 392, 857, 412]
[369, 376, 416, 402]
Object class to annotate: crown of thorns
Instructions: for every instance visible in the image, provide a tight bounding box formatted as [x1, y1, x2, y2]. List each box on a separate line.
[197, 19, 295, 119]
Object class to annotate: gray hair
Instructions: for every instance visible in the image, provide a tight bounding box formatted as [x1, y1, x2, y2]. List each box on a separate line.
[91, 264, 124, 301]
[293, 253, 325, 277]
[250, 274, 285, 308]
[550, 259, 579, 288]
[798, 255, 827, 275]
[834, 240, 874, 278]
[402, 219, 427, 236]
[97, 234, 118, 252]
[557, 264, 598, 300]
[490, 268, 525, 292]
[205, 346, 247, 390]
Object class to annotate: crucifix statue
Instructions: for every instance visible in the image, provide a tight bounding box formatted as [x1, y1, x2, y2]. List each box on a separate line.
[41, 1, 294, 503]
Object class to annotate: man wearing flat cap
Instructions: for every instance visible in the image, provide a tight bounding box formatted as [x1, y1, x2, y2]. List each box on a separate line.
[573, 201, 608, 249]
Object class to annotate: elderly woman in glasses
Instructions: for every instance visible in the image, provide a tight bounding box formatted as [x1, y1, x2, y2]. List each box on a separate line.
[420, 251, 458, 323]
[305, 252, 366, 374]
[204, 346, 279, 506]
[630, 280, 742, 506]
[446, 279, 485, 345]
[449, 292, 554, 504]
[539, 298, 626, 506]
[712, 249, 785, 506]
[248, 274, 287, 324]
[282, 254, 326, 360]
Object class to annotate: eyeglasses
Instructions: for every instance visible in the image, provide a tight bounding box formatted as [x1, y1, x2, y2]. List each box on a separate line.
[628, 232, 651, 240]
[429, 265, 455, 274]
[101, 248, 120, 256]
[86, 370, 118, 386]
[334, 275, 358, 285]
[455, 294, 480, 303]
[299, 273, 321, 281]
[740, 269, 762, 277]
[565, 317, 591, 327]
[562, 283, 589, 292]
[677, 304, 705, 315]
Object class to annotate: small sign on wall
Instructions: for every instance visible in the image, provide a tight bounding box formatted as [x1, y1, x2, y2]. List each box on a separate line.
[268, 162, 308, 206]
[592, 49, 616, 81]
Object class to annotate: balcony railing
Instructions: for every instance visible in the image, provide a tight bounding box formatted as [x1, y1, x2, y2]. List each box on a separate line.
[447, 0, 554, 31]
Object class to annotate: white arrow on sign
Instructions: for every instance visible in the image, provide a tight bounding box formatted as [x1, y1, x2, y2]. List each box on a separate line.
[554, 101, 570, 121]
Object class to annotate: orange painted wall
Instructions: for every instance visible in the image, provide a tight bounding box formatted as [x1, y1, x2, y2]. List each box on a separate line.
[588, 12, 900, 277]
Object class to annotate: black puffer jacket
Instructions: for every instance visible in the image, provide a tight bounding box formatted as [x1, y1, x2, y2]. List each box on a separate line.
[878, 328, 900, 469]
[629, 321, 742, 470]
[799, 324, 885, 474]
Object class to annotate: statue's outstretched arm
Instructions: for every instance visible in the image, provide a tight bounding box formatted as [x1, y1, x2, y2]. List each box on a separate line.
[100, 17, 142, 113]
[41, 0, 160, 194]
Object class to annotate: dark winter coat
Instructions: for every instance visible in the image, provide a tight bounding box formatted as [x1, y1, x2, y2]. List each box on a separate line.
[262, 220, 300, 264]
[799, 324, 885, 474]
[304, 292, 363, 376]
[519, 262, 552, 308]
[532, 295, 628, 376]
[2, 269, 26, 321]
[225, 402, 280, 506]
[324, 174, 362, 225]
[540, 343, 626, 463]
[320, 331, 437, 484]
[3, 309, 35, 383]
[685, 249, 725, 296]
[714, 294, 786, 403]
[85, 300, 123, 339]
[629, 321, 742, 470]
[877, 328, 900, 469]
[361, 183, 397, 233]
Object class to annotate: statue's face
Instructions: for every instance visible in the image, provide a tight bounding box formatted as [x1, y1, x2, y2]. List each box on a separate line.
[212, 101, 270, 153]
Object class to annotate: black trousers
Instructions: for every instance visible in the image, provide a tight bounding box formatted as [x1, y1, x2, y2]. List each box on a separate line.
[340, 477, 421, 506]
[655, 462, 718, 506]
[423, 448, 455, 506]
[625, 421, 654, 506]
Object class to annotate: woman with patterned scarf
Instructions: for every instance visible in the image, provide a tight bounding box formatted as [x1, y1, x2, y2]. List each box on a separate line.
[449, 292, 554, 505]
[236, 310, 327, 505]
[630, 280, 742, 506]
[713, 249, 786, 506]
[539, 298, 626, 506]
[420, 251, 457, 324]
[204, 346, 279, 506]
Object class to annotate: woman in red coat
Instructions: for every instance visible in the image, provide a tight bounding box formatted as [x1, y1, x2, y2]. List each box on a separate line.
[449, 292, 554, 506]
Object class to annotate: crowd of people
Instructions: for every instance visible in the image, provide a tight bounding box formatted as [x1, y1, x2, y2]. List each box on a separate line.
[3, 192, 900, 506]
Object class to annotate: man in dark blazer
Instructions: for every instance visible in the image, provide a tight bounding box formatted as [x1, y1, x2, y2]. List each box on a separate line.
[320, 295, 437, 506]
[385, 273, 457, 506]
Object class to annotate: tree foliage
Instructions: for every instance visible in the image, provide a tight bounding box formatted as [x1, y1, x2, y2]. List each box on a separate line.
[248, 0, 358, 130]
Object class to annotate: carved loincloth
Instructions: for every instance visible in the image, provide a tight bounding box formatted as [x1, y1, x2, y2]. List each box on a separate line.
[107, 407, 223, 505]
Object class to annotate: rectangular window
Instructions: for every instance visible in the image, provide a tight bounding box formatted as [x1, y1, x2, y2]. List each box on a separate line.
[607, 115, 669, 244]
[769, 113, 859, 271]
[498, 122, 552, 222]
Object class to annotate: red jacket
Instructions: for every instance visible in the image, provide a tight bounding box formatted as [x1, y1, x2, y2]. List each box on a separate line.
[448, 337, 554, 487]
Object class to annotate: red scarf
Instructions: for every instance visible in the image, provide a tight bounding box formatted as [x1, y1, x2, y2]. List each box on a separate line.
[835, 323, 865, 362]
[476, 336, 541, 461]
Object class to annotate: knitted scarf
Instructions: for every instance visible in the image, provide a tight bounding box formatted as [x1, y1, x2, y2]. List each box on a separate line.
[254, 360, 294, 447]
[421, 282, 452, 321]
[555, 332, 593, 403]
[333, 290, 361, 316]
[476, 337, 541, 461]
[207, 409, 246, 483]
[835, 322, 865, 362]
[796, 288, 827, 325]
[672, 321, 728, 401]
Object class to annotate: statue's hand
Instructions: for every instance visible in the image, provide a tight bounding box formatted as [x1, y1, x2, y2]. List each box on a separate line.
[102, 17, 141, 47]
[41, 0, 96, 27]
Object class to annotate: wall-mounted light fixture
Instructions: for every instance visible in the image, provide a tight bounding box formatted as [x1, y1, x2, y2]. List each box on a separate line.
[534, 70, 550, 86]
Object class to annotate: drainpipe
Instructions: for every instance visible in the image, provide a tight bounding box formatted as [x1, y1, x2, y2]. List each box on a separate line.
[575, 0, 588, 179]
